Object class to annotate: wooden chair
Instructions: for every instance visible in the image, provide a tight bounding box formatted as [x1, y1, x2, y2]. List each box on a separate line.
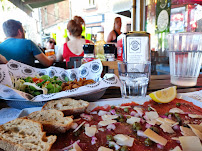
[151, 51, 158, 75]
[53, 61, 66, 69]
[67, 56, 83, 69]
[34, 60, 66, 69]
[101, 61, 119, 77]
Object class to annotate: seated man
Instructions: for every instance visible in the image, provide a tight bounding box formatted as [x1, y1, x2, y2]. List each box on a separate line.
[0, 54, 8, 64]
[0, 19, 55, 67]
[46, 38, 56, 50]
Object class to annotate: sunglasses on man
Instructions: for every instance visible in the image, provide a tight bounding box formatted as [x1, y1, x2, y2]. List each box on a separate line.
[49, 41, 56, 45]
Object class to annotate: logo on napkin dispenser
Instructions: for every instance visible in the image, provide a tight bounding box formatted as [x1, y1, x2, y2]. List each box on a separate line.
[130, 38, 140, 52]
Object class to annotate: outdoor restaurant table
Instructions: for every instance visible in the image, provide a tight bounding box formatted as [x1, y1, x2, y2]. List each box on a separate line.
[101, 74, 202, 99]
[0, 74, 201, 109]
[34, 60, 66, 69]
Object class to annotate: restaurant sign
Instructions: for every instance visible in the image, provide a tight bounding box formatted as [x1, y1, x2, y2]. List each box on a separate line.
[156, 0, 171, 33]
[84, 14, 104, 25]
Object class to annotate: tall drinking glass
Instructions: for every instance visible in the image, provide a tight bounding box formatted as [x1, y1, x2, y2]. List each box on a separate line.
[168, 32, 202, 86]
[118, 61, 151, 98]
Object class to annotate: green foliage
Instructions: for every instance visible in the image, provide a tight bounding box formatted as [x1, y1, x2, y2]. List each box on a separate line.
[1, 0, 5, 11]
[1, 0, 16, 11]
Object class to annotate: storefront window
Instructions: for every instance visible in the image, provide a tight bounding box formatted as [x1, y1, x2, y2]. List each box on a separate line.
[145, 0, 202, 74]
[146, 0, 202, 55]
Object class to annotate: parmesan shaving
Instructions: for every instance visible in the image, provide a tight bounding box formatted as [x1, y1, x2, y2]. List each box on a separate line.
[169, 108, 184, 114]
[98, 120, 117, 126]
[145, 111, 159, 120]
[169, 146, 182, 151]
[156, 117, 165, 124]
[144, 128, 167, 146]
[108, 141, 120, 150]
[73, 118, 81, 122]
[119, 106, 131, 109]
[126, 117, 141, 125]
[114, 134, 134, 147]
[179, 136, 202, 151]
[171, 137, 180, 141]
[133, 107, 143, 116]
[85, 126, 97, 137]
[172, 122, 179, 127]
[146, 119, 157, 125]
[98, 146, 113, 151]
[188, 114, 202, 119]
[188, 124, 202, 140]
[145, 111, 159, 126]
[102, 115, 118, 121]
[149, 106, 156, 111]
[73, 142, 82, 151]
[164, 118, 177, 125]
[180, 126, 196, 136]
[156, 117, 178, 133]
[160, 123, 175, 133]
[73, 121, 85, 133]
[98, 110, 108, 116]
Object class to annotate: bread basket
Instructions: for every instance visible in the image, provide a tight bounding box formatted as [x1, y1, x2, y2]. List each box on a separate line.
[6, 88, 106, 109]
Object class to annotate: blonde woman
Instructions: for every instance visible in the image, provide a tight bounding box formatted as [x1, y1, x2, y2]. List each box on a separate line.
[106, 17, 122, 58]
[107, 17, 122, 43]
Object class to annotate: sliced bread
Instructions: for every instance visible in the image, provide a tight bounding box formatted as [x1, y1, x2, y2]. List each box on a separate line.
[27, 109, 73, 133]
[42, 98, 89, 116]
[0, 118, 57, 151]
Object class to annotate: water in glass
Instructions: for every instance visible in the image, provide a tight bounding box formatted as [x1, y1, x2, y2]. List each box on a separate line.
[169, 51, 202, 86]
[119, 73, 149, 98]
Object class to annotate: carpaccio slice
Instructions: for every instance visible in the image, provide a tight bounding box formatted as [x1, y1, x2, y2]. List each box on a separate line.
[52, 98, 202, 151]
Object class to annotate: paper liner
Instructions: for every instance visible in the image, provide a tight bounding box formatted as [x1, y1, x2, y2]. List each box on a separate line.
[0, 59, 121, 102]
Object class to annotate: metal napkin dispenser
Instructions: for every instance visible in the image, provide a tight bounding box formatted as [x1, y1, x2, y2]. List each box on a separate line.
[117, 31, 150, 63]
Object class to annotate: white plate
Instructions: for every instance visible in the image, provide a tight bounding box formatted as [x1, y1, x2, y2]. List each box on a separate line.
[87, 93, 202, 111]
[16, 94, 202, 117]
[5, 88, 107, 109]
[87, 96, 151, 112]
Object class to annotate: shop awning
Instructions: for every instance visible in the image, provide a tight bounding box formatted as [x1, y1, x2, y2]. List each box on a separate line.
[112, 0, 132, 18]
[9, 0, 64, 16]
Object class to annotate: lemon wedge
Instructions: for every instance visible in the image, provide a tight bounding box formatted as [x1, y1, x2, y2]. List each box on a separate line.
[149, 86, 177, 103]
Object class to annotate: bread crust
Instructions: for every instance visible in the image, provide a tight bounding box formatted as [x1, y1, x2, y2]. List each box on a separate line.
[42, 98, 89, 116]
[0, 139, 27, 151]
[0, 118, 57, 151]
[27, 110, 73, 133]
[62, 107, 87, 116]
[42, 123, 67, 133]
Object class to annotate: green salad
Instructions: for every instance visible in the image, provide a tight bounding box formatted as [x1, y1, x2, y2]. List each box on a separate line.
[13, 75, 67, 96]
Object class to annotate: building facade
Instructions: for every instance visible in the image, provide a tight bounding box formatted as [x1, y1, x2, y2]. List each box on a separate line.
[69, 0, 131, 42]
[40, 0, 70, 46]
[39, 0, 132, 44]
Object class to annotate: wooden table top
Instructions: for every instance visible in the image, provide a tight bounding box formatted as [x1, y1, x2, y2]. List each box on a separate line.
[0, 74, 201, 109]
[101, 74, 202, 99]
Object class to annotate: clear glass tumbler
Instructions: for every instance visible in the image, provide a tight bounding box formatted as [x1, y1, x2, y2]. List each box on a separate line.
[168, 32, 202, 86]
[118, 61, 151, 98]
